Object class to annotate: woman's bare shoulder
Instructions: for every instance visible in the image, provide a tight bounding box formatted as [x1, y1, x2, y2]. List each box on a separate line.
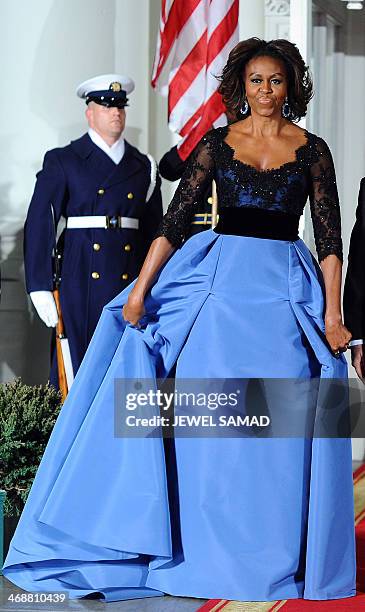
[282, 122, 309, 146]
[226, 119, 250, 134]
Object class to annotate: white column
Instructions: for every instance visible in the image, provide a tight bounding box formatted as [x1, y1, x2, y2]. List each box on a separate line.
[239, 0, 265, 40]
[265, 0, 290, 39]
[289, 0, 312, 63]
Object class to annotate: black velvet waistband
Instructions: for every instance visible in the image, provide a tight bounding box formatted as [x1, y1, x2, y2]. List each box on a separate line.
[213, 207, 300, 241]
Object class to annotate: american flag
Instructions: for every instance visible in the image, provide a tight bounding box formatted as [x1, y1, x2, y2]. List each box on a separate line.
[151, 0, 239, 160]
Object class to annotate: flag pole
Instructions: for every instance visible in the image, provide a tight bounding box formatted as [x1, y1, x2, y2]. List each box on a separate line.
[211, 180, 218, 228]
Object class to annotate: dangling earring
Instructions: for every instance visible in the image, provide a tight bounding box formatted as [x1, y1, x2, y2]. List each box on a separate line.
[240, 97, 249, 115]
[282, 96, 291, 119]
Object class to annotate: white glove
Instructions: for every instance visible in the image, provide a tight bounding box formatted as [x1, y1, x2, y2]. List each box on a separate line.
[29, 290, 59, 327]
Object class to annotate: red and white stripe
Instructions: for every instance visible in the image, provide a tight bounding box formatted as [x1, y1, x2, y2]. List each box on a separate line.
[151, 0, 239, 160]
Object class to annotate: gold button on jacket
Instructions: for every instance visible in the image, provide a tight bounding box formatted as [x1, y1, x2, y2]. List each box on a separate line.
[93, 243, 101, 251]
[121, 273, 129, 280]
[91, 272, 100, 279]
[124, 244, 132, 252]
[207, 196, 213, 205]
[97, 188, 105, 195]
[127, 192, 134, 199]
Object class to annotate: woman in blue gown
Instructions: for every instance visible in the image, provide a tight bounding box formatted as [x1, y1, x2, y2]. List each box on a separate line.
[3, 38, 356, 603]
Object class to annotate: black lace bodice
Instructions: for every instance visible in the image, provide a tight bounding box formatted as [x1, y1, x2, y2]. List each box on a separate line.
[154, 125, 343, 263]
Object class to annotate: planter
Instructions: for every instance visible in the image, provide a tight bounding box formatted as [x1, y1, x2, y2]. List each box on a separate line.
[0, 379, 61, 572]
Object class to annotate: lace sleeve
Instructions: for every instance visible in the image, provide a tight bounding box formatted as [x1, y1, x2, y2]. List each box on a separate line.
[153, 131, 216, 247]
[308, 136, 343, 263]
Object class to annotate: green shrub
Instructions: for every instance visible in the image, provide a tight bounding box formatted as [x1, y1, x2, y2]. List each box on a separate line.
[0, 379, 62, 517]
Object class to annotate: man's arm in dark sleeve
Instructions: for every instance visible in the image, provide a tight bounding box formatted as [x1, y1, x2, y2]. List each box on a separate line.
[158, 145, 187, 182]
[24, 150, 67, 293]
[344, 178, 365, 340]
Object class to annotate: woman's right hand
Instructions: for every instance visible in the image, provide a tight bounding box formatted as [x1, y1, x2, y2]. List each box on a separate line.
[122, 291, 145, 327]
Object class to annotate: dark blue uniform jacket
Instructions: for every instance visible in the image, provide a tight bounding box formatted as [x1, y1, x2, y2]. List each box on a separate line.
[24, 133, 163, 380]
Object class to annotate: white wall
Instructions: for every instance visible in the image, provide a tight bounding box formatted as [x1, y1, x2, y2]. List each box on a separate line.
[0, 0, 122, 384]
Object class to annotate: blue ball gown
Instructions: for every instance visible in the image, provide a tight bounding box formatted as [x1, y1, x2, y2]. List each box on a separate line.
[2, 126, 356, 603]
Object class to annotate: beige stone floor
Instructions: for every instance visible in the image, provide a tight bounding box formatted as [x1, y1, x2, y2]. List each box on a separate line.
[0, 576, 206, 612]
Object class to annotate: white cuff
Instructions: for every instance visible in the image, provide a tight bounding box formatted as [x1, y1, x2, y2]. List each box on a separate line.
[146, 154, 157, 202]
[349, 339, 364, 346]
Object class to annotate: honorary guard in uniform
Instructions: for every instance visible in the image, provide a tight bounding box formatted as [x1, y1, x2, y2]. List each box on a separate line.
[344, 177, 365, 380]
[159, 145, 215, 236]
[24, 74, 163, 388]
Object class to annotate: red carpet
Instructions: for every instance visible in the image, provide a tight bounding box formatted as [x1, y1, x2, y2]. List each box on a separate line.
[197, 464, 365, 611]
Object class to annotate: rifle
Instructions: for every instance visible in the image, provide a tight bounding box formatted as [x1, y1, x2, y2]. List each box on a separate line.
[51, 206, 74, 401]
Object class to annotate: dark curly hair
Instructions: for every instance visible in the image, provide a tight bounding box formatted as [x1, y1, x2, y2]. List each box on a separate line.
[218, 38, 313, 122]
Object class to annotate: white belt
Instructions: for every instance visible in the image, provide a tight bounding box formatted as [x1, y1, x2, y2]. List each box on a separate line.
[66, 215, 139, 230]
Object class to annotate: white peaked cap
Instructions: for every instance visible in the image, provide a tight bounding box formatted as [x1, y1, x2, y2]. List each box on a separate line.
[76, 74, 135, 99]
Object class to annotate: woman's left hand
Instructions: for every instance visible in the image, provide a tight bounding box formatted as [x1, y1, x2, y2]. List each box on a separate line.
[325, 316, 352, 355]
